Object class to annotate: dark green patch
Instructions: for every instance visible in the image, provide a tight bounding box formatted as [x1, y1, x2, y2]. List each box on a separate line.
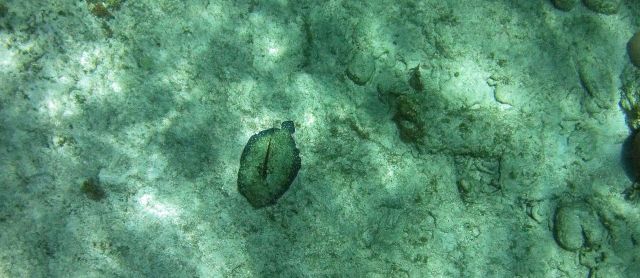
[90, 2, 112, 19]
[86, 0, 126, 19]
[81, 178, 106, 201]
[0, 4, 7, 18]
[392, 95, 426, 143]
[408, 65, 424, 91]
[624, 182, 640, 203]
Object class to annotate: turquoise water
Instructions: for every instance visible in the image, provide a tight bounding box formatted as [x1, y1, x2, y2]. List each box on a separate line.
[1, 0, 639, 276]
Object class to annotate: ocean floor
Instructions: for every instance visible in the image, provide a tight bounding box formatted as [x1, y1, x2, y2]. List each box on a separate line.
[1, 0, 640, 276]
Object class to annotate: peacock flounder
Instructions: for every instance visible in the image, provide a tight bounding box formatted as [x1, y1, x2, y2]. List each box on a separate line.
[237, 121, 301, 208]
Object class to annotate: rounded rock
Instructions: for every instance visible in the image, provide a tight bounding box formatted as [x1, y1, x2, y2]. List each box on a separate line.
[237, 121, 301, 208]
[553, 202, 604, 251]
[553, 0, 578, 11]
[583, 0, 621, 15]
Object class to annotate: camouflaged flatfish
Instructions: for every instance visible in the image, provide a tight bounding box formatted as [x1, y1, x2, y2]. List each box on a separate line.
[237, 121, 301, 208]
